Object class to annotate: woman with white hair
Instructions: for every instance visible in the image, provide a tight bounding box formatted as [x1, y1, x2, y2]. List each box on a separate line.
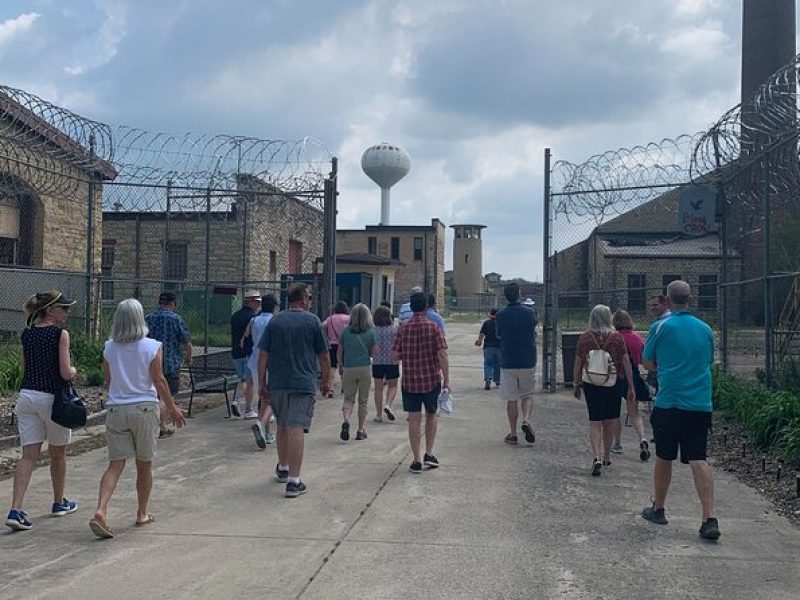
[573, 304, 635, 477]
[89, 299, 186, 539]
[337, 303, 377, 441]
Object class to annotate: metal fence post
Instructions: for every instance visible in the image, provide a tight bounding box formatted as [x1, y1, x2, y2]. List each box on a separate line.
[321, 157, 338, 317]
[205, 187, 211, 354]
[763, 157, 773, 388]
[542, 148, 554, 391]
[712, 132, 729, 371]
[85, 133, 96, 337]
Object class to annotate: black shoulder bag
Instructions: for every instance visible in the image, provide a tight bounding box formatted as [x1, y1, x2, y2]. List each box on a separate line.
[51, 380, 88, 429]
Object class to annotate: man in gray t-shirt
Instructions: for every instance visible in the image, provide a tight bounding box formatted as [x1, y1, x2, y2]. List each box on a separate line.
[258, 283, 330, 498]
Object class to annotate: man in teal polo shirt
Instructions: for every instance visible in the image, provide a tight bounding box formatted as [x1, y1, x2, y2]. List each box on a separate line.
[640, 280, 719, 540]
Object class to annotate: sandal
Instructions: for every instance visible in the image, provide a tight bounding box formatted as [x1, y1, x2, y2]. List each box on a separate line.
[89, 517, 115, 539]
[158, 429, 174, 439]
[504, 434, 518, 445]
[135, 514, 156, 527]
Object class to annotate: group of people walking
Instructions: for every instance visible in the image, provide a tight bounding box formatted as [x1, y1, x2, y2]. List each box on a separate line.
[5, 278, 718, 542]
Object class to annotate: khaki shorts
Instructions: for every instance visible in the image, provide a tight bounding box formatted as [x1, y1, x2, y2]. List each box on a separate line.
[500, 368, 536, 403]
[269, 390, 316, 430]
[16, 389, 72, 447]
[105, 402, 160, 461]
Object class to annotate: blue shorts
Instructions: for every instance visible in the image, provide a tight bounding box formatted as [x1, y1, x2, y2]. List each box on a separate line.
[233, 357, 252, 381]
[402, 385, 441, 415]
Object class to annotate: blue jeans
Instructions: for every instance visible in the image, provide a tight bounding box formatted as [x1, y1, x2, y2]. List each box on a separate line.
[482, 347, 502, 383]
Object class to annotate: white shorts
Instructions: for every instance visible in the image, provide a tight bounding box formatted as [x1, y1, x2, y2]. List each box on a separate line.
[500, 368, 536, 403]
[15, 388, 72, 447]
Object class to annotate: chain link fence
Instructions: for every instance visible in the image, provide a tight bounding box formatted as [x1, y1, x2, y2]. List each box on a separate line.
[0, 85, 336, 346]
[542, 53, 800, 392]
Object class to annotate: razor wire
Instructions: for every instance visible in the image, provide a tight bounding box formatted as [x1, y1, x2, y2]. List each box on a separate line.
[550, 133, 702, 225]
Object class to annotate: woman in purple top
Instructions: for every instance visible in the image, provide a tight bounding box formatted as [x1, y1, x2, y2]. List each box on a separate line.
[612, 309, 651, 461]
[371, 305, 400, 422]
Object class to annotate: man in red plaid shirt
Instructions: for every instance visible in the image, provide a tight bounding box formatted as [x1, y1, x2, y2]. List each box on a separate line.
[392, 291, 450, 474]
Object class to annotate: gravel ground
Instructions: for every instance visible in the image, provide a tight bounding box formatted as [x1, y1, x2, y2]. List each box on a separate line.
[709, 415, 800, 526]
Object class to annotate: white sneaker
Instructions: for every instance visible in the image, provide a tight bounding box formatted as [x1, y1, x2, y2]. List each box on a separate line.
[269, 415, 275, 423]
[244, 409, 258, 420]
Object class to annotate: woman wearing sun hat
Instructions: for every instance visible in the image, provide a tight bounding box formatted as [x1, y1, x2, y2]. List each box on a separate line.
[5, 290, 79, 531]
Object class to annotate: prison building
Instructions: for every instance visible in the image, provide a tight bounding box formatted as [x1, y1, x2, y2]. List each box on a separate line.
[335, 219, 446, 310]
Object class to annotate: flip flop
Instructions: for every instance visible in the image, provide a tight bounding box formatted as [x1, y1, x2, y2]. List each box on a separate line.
[135, 514, 156, 527]
[89, 517, 115, 539]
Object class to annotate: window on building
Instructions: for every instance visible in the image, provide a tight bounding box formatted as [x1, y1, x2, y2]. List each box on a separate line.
[165, 242, 188, 281]
[101, 244, 115, 300]
[0, 237, 16, 265]
[662, 274, 681, 295]
[413, 237, 423, 260]
[390, 237, 400, 260]
[269, 250, 277, 278]
[627, 273, 646, 312]
[698, 274, 718, 310]
[368, 236, 377, 254]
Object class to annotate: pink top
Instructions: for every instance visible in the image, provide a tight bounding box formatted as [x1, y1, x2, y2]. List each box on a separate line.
[618, 329, 644, 367]
[322, 313, 350, 345]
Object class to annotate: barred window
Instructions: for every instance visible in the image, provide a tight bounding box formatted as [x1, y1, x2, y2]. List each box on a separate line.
[165, 243, 188, 280]
[368, 236, 377, 254]
[627, 273, 646, 312]
[101, 244, 115, 300]
[390, 237, 400, 260]
[698, 274, 718, 310]
[662, 274, 681, 295]
[0, 237, 16, 265]
[413, 237, 423, 260]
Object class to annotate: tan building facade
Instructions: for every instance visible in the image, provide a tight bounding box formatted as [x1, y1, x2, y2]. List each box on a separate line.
[102, 179, 324, 299]
[451, 224, 485, 296]
[336, 219, 446, 309]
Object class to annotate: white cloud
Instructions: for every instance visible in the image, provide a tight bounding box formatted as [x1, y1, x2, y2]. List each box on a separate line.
[0, 12, 39, 50]
[65, 0, 127, 75]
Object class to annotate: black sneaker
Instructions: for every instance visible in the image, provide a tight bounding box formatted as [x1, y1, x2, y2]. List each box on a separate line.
[639, 440, 651, 461]
[230, 403, 241, 418]
[484, 379, 491, 391]
[521, 421, 535, 444]
[275, 464, 289, 484]
[423, 453, 439, 469]
[591, 459, 602, 477]
[642, 505, 668, 525]
[285, 481, 308, 498]
[409, 461, 422, 474]
[699, 518, 720, 540]
[340, 421, 350, 441]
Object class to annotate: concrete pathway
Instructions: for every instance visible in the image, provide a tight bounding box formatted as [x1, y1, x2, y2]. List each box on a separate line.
[1, 324, 798, 600]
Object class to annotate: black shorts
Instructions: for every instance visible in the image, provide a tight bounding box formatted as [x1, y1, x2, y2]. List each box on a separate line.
[164, 372, 180, 396]
[372, 364, 400, 380]
[329, 344, 339, 369]
[650, 407, 712, 464]
[402, 385, 440, 415]
[583, 383, 621, 422]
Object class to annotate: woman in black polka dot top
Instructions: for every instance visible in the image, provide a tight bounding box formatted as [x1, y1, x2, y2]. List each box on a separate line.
[5, 291, 80, 531]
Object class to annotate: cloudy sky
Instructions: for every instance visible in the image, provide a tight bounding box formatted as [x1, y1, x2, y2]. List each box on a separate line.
[1, 0, 796, 279]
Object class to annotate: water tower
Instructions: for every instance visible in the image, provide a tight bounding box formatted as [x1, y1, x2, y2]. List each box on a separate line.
[451, 224, 486, 296]
[361, 143, 411, 225]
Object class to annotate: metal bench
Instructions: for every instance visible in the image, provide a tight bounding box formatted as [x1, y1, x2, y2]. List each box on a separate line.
[186, 350, 240, 418]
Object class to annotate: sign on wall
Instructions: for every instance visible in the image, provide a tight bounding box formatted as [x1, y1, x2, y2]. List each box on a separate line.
[678, 185, 717, 236]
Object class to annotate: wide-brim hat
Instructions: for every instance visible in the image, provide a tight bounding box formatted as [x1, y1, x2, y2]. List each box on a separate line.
[47, 291, 77, 308]
[411, 286, 423, 293]
[244, 290, 262, 300]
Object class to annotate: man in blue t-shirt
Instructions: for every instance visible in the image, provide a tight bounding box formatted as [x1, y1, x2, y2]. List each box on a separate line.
[495, 283, 537, 445]
[258, 282, 330, 498]
[641, 280, 719, 541]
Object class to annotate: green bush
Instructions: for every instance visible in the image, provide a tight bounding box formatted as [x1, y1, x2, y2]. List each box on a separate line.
[86, 369, 105, 387]
[0, 351, 22, 396]
[714, 369, 800, 465]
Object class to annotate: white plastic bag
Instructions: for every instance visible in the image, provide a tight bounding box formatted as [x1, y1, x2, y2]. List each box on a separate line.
[437, 387, 453, 415]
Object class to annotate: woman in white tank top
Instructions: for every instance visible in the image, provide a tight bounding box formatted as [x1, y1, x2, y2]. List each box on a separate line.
[88, 299, 187, 539]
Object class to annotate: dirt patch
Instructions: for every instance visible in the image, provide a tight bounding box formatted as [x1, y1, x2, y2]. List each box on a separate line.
[709, 415, 800, 526]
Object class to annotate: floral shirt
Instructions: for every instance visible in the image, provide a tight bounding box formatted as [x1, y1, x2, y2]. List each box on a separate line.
[374, 324, 399, 365]
[145, 309, 191, 375]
